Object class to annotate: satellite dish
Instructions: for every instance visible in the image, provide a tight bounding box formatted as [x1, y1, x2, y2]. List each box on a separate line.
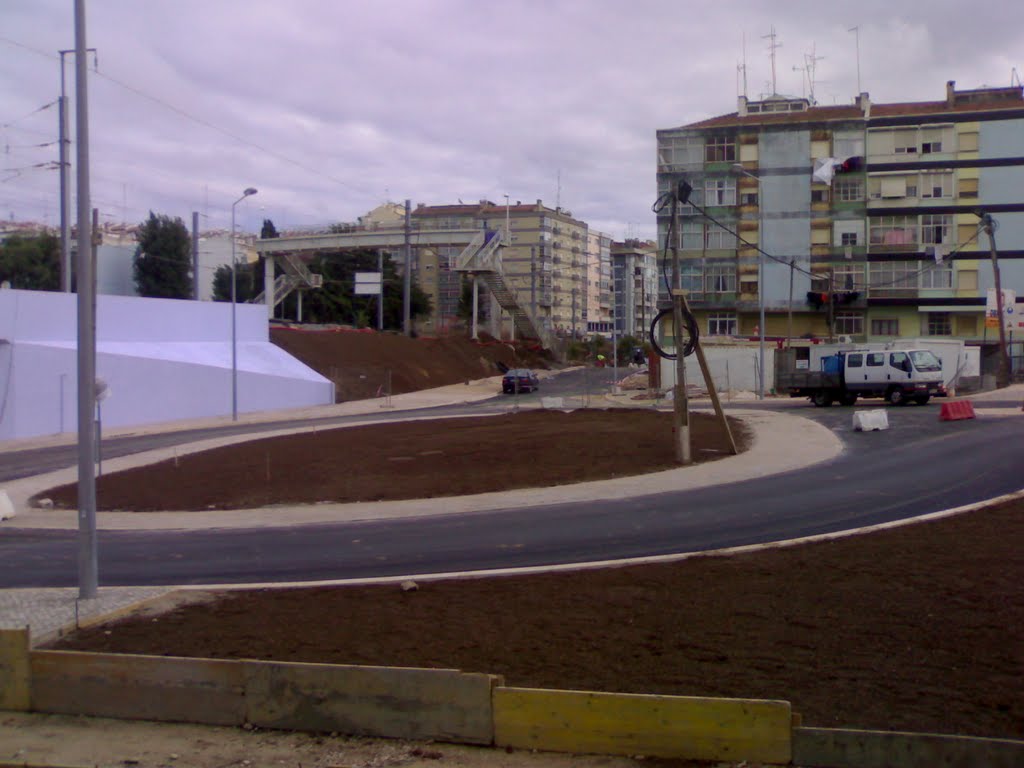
[95, 378, 111, 402]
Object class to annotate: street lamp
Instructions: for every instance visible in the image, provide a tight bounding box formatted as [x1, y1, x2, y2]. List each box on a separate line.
[733, 164, 765, 399]
[231, 187, 258, 421]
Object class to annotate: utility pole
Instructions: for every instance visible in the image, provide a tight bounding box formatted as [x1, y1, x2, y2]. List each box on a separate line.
[530, 246, 536, 327]
[58, 46, 96, 293]
[403, 199, 411, 336]
[191, 212, 199, 300]
[377, 249, 384, 331]
[980, 213, 1011, 388]
[74, 0, 98, 600]
[669, 191, 691, 465]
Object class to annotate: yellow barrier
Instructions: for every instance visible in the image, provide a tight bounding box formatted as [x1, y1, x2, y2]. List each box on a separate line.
[494, 686, 792, 764]
[0, 629, 30, 711]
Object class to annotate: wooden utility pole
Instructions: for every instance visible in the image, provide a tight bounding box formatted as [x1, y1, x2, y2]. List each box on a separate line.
[669, 194, 690, 465]
[981, 213, 1011, 388]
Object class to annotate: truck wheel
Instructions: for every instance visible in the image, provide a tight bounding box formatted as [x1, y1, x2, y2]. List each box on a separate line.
[812, 391, 833, 407]
[914, 395, 930, 406]
[840, 393, 858, 406]
[887, 387, 906, 406]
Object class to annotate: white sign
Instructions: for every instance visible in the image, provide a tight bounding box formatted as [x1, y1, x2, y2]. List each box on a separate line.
[354, 271, 382, 296]
[986, 289, 1022, 333]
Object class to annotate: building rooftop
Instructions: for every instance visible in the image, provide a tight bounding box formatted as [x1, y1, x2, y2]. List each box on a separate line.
[670, 81, 1024, 131]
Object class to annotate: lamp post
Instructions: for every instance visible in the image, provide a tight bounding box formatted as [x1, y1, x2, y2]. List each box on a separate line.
[733, 164, 765, 399]
[231, 187, 258, 421]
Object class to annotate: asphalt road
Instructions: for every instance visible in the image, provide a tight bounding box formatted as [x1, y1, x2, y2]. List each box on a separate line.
[1, 371, 1021, 588]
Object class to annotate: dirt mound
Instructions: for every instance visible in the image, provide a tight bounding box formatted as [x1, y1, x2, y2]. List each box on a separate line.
[270, 326, 555, 402]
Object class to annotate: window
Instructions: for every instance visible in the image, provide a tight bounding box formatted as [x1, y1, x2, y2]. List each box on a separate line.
[704, 178, 737, 206]
[810, 272, 830, 292]
[925, 312, 952, 336]
[680, 220, 703, 250]
[958, 269, 978, 291]
[921, 215, 952, 245]
[921, 140, 942, 154]
[871, 319, 899, 336]
[958, 178, 979, 199]
[834, 134, 865, 159]
[841, 231, 858, 246]
[740, 192, 759, 206]
[835, 312, 864, 335]
[847, 353, 863, 368]
[893, 130, 917, 154]
[869, 261, 917, 293]
[920, 172, 952, 199]
[869, 216, 916, 246]
[704, 223, 736, 250]
[867, 352, 886, 366]
[834, 179, 862, 201]
[681, 262, 702, 293]
[811, 188, 830, 203]
[705, 136, 736, 163]
[920, 263, 953, 289]
[890, 351, 911, 371]
[705, 264, 736, 294]
[707, 312, 737, 336]
[658, 135, 702, 168]
[834, 264, 865, 291]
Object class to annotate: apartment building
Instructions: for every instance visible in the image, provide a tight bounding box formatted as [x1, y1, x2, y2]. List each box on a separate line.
[411, 200, 589, 337]
[655, 80, 1024, 366]
[586, 230, 614, 334]
[610, 239, 659, 339]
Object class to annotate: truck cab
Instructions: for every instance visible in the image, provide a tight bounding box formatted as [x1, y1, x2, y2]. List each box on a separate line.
[832, 348, 944, 405]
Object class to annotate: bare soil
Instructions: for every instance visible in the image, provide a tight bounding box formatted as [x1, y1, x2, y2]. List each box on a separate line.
[270, 326, 554, 402]
[41, 409, 745, 511]
[42, 422, 1023, 740]
[27, 330, 1024, 756]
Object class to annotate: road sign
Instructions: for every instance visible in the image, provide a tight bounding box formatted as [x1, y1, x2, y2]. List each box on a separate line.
[354, 272, 382, 295]
[986, 288, 1020, 333]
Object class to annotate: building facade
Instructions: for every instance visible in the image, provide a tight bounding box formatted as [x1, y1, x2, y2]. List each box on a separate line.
[410, 200, 590, 337]
[586, 230, 614, 334]
[610, 239, 659, 339]
[655, 80, 1024, 372]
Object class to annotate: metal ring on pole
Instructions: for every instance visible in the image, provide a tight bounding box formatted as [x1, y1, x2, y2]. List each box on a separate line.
[649, 306, 698, 360]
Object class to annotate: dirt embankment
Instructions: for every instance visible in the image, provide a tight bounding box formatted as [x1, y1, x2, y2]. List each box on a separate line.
[270, 326, 555, 402]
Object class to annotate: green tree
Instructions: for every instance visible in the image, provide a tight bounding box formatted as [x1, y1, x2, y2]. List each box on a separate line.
[0, 232, 61, 291]
[132, 212, 192, 299]
[260, 219, 279, 239]
[212, 259, 267, 303]
[294, 249, 432, 327]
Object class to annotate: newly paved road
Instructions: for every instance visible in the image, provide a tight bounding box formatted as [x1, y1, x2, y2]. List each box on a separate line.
[0, 372, 1021, 588]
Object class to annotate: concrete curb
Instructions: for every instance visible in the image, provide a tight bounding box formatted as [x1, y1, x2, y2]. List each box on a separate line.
[4, 628, 1021, 766]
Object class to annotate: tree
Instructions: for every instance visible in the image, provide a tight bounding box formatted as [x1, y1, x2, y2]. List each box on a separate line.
[132, 212, 192, 299]
[456, 277, 486, 324]
[0, 232, 60, 291]
[211, 260, 265, 303]
[294, 249, 432, 327]
[260, 219, 279, 239]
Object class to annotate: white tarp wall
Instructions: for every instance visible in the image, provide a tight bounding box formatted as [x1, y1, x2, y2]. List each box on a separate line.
[0, 289, 334, 441]
[659, 345, 775, 395]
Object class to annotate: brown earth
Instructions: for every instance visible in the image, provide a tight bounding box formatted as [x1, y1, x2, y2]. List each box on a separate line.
[31, 329, 1024, 749]
[41, 416, 1023, 740]
[41, 410, 744, 511]
[270, 326, 555, 402]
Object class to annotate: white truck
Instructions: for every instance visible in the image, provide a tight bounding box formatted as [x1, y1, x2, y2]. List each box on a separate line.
[776, 346, 946, 406]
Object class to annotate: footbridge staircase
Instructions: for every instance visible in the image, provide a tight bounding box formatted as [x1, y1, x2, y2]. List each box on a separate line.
[454, 229, 551, 347]
[251, 252, 322, 310]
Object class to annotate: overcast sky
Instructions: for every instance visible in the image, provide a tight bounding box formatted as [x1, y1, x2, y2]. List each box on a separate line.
[1, 1, 1021, 240]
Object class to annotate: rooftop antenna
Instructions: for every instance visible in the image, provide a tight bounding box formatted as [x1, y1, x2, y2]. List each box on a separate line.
[555, 168, 561, 210]
[1012, 67, 1021, 87]
[737, 31, 749, 98]
[849, 26, 861, 95]
[762, 26, 781, 96]
[796, 45, 824, 105]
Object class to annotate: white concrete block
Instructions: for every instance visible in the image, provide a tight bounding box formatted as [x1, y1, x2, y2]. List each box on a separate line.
[0, 490, 15, 520]
[540, 397, 564, 409]
[853, 409, 889, 432]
